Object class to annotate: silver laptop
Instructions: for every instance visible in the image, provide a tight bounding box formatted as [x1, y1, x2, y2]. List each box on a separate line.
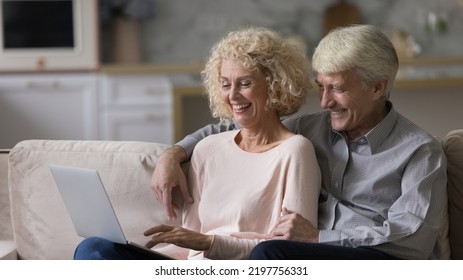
[49, 164, 173, 260]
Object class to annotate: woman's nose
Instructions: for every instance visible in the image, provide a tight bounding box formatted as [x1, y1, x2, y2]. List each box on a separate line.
[229, 85, 240, 100]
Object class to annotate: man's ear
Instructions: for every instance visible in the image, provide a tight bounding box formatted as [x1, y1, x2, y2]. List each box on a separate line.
[373, 79, 388, 100]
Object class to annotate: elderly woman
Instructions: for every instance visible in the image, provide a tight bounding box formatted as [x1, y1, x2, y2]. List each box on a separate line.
[75, 26, 321, 260]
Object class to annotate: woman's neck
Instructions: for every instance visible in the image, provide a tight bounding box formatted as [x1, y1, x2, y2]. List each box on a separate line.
[235, 121, 294, 153]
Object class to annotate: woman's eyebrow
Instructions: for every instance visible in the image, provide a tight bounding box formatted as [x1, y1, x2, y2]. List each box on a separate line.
[220, 75, 254, 81]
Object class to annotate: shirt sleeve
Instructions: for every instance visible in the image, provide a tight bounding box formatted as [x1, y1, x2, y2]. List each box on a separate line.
[281, 137, 321, 226]
[205, 235, 262, 260]
[282, 115, 300, 132]
[319, 142, 447, 257]
[176, 122, 238, 159]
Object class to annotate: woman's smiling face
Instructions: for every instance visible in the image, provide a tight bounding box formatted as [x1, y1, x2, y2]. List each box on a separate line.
[220, 59, 274, 128]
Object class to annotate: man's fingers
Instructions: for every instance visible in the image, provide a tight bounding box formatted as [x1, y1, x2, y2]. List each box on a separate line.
[282, 207, 292, 215]
[271, 225, 285, 237]
[161, 189, 176, 220]
[178, 177, 193, 204]
[150, 171, 164, 201]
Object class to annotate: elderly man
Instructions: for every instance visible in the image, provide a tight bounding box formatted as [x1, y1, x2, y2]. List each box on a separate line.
[151, 25, 447, 260]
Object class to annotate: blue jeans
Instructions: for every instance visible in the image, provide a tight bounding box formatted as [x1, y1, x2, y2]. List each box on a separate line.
[74, 237, 163, 260]
[249, 240, 401, 260]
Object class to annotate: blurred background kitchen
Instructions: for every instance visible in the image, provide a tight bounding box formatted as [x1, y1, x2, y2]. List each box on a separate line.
[102, 0, 463, 64]
[0, 0, 462, 148]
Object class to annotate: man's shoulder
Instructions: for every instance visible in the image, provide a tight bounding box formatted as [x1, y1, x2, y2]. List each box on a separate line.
[287, 111, 328, 122]
[283, 111, 330, 132]
[396, 114, 438, 141]
[394, 113, 443, 151]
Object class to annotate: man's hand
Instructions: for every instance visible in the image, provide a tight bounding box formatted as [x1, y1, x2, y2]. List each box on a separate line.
[271, 208, 319, 243]
[150, 145, 193, 221]
[144, 225, 212, 251]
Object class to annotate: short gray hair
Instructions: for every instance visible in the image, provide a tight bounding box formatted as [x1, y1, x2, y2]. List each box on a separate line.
[312, 25, 399, 98]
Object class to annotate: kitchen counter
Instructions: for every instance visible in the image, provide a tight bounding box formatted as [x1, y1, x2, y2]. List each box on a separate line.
[396, 57, 463, 89]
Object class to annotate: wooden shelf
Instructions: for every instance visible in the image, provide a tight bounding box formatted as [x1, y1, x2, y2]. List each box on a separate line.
[398, 56, 463, 66]
[395, 77, 463, 90]
[100, 63, 204, 74]
[101, 56, 463, 72]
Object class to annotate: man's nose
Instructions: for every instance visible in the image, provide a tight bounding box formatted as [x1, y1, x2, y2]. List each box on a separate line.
[319, 88, 334, 109]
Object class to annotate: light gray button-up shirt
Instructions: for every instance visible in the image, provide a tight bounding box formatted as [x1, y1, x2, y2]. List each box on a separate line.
[177, 101, 447, 259]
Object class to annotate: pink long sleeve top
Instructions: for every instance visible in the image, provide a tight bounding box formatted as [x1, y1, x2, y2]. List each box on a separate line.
[179, 130, 321, 259]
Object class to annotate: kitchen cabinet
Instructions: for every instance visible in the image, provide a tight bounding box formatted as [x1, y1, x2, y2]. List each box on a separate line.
[99, 74, 174, 144]
[0, 73, 98, 149]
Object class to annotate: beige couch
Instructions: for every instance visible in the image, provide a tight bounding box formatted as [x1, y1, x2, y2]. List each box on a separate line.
[0, 140, 182, 260]
[1, 130, 462, 260]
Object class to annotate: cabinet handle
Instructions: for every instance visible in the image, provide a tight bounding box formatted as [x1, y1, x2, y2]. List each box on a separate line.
[26, 80, 60, 89]
[144, 113, 156, 121]
[144, 113, 168, 121]
[144, 88, 164, 95]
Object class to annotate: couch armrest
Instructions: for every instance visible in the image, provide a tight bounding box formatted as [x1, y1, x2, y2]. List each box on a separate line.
[0, 240, 18, 260]
[442, 129, 463, 259]
[0, 150, 14, 241]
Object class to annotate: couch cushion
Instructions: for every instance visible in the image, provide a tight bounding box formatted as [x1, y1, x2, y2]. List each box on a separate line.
[443, 129, 463, 259]
[0, 240, 17, 260]
[8, 140, 181, 260]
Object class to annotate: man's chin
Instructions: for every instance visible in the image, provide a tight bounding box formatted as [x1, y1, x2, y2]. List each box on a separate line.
[330, 122, 346, 132]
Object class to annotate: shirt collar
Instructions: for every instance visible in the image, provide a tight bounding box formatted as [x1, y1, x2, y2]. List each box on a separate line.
[329, 101, 397, 153]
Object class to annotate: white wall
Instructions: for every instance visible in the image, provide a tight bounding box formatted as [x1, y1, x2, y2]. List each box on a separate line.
[391, 87, 463, 139]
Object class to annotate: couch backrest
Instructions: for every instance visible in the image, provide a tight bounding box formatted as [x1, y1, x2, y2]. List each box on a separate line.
[8, 140, 182, 260]
[442, 129, 463, 259]
[5, 131, 463, 259]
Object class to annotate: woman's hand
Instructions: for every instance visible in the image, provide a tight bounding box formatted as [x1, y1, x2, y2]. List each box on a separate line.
[144, 225, 213, 251]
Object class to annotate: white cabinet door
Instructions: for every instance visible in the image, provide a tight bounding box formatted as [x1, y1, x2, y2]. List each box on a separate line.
[101, 109, 173, 144]
[99, 74, 174, 144]
[0, 74, 98, 148]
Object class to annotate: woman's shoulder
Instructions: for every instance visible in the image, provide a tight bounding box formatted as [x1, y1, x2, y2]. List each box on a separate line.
[280, 134, 316, 154]
[192, 131, 237, 163]
[285, 133, 313, 145]
[196, 130, 237, 149]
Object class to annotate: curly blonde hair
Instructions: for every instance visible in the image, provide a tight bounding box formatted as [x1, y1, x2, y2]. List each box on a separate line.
[201, 26, 312, 124]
